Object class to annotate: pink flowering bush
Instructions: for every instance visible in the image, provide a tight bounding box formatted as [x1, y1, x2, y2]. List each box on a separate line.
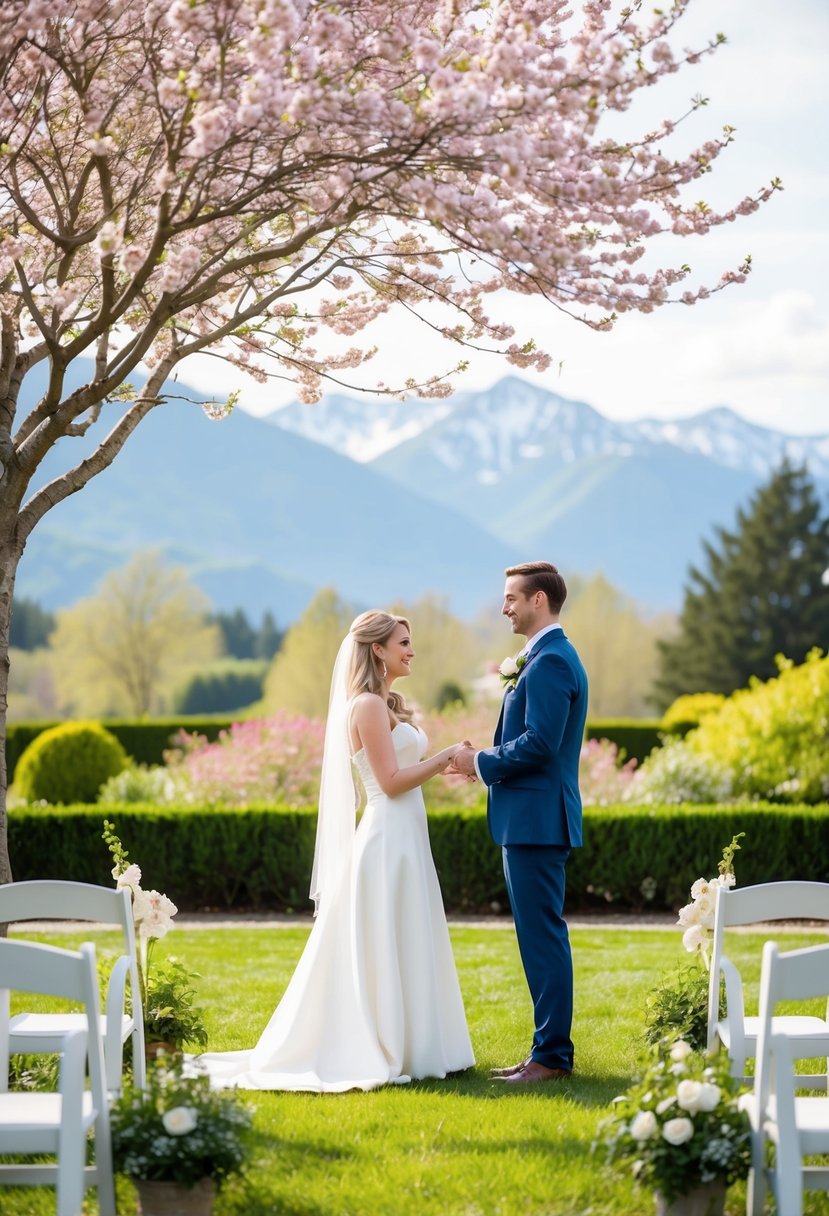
[578, 738, 639, 806]
[168, 713, 325, 807]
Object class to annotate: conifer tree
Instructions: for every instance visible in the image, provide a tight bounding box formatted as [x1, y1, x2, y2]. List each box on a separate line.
[654, 461, 829, 707]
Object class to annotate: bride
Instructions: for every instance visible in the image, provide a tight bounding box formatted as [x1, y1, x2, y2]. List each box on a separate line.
[199, 610, 475, 1091]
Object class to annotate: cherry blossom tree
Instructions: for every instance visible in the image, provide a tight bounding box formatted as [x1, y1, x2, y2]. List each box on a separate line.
[0, 0, 778, 881]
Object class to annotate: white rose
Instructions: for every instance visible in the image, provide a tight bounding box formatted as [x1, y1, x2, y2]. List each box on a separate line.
[499, 656, 520, 677]
[161, 1106, 198, 1136]
[630, 1110, 658, 1141]
[655, 1096, 675, 1115]
[670, 1041, 693, 1063]
[697, 1083, 721, 1112]
[662, 1117, 694, 1146]
[676, 1080, 705, 1112]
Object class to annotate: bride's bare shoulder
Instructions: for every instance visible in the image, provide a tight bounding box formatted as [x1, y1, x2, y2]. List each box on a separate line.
[351, 693, 394, 733]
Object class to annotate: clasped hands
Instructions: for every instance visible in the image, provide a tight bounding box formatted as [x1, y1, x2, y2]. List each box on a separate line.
[446, 740, 477, 780]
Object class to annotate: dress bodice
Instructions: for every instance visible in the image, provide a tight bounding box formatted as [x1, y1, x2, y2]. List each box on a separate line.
[353, 722, 427, 800]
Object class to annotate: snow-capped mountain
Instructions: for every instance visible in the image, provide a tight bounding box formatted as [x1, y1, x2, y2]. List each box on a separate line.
[269, 375, 829, 484]
[267, 391, 454, 462]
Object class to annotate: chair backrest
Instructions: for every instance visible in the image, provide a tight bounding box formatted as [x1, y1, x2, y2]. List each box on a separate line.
[0, 880, 132, 931]
[754, 940, 829, 1110]
[707, 881, 829, 1052]
[0, 940, 107, 1099]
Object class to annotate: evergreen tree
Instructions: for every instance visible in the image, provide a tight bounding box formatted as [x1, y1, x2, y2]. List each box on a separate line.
[255, 611, 283, 661]
[654, 461, 829, 708]
[212, 608, 257, 659]
[9, 597, 56, 651]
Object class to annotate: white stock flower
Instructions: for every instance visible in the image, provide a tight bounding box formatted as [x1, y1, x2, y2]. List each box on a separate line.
[161, 1106, 198, 1135]
[682, 923, 708, 954]
[670, 1041, 693, 1063]
[662, 1117, 694, 1146]
[499, 656, 520, 677]
[717, 871, 736, 888]
[114, 863, 142, 891]
[690, 878, 711, 900]
[677, 901, 701, 928]
[630, 1110, 658, 1141]
[133, 888, 178, 939]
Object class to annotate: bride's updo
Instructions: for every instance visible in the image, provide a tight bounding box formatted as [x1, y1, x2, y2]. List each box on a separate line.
[347, 610, 414, 725]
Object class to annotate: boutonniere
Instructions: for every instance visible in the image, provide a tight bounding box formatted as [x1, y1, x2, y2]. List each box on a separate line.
[498, 653, 526, 691]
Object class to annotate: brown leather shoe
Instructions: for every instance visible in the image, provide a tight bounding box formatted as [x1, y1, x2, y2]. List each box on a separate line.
[490, 1056, 532, 1078]
[502, 1060, 571, 1084]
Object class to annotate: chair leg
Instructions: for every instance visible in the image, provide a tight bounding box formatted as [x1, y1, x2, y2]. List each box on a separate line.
[773, 1160, 802, 1216]
[746, 1129, 766, 1216]
[94, 1108, 117, 1216]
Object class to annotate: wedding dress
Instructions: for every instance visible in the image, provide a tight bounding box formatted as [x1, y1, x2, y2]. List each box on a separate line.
[199, 720, 474, 1091]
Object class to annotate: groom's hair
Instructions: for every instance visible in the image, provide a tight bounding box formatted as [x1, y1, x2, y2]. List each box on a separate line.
[505, 561, 567, 613]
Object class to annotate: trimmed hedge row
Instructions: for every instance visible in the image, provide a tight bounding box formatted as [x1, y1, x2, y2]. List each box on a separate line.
[584, 719, 663, 763]
[6, 715, 667, 781]
[9, 800, 828, 914]
[5, 718, 236, 779]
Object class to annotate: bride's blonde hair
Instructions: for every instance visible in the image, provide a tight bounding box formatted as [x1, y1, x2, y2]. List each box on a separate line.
[347, 610, 414, 725]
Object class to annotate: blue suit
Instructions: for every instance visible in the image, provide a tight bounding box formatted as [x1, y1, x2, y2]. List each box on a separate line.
[477, 628, 588, 1072]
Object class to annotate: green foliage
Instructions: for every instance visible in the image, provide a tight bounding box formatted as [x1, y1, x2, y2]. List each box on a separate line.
[9, 800, 829, 913]
[173, 659, 267, 714]
[111, 1057, 251, 1187]
[264, 587, 355, 718]
[688, 649, 829, 803]
[15, 721, 129, 804]
[144, 959, 209, 1050]
[98, 765, 175, 804]
[435, 680, 466, 711]
[661, 693, 726, 734]
[585, 719, 663, 764]
[211, 607, 283, 660]
[644, 963, 723, 1053]
[654, 460, 829, 707]
[10, 596, 55, 650]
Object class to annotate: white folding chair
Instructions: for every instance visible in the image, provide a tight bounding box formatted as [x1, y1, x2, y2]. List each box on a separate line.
[741, 940, 829, 1216]
[0, 938, 116, 1216]
[0, 879, 146, 1092]
[706, 881, 829, 1084]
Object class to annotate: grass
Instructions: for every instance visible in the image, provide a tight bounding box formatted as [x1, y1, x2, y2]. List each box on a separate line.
[5, 922, 829, 1215]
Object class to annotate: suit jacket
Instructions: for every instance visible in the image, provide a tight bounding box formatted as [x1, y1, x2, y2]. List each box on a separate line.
[477, 628, 588, 847]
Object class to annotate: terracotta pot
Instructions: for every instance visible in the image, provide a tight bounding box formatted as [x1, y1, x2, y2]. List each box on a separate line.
[655, 1180, 726, 1216]
[135, 1177, 216, 1216]
[144, 1039, 179, 1064]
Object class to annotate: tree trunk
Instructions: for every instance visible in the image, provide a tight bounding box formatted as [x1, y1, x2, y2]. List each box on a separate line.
[0, 534, 21, 890]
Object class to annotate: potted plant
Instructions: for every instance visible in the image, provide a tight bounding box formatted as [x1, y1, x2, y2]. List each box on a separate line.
[595, 1040, 752, 1216]
[110, 1056, 252, 1216]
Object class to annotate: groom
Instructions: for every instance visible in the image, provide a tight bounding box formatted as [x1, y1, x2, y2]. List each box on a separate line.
[452, 561, 588, 1083]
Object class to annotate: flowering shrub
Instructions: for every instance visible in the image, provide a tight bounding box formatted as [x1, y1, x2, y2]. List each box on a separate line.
[661, 693, 726, 734]
[99, 764, 180, 804]
[110, 1057, 251, 1187]
[577, 739, 638, 806]
[624, 737, 733, 805]
[688, 649, 829, 803]
[596, 1041, 751, 1203]
[166, 713, 325, 807]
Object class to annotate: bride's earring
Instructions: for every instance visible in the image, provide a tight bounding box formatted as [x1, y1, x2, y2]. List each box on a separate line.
[381, 661, 388, 678]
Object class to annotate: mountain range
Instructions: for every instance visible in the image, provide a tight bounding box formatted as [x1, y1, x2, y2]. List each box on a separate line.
[14, 372, 828, 620]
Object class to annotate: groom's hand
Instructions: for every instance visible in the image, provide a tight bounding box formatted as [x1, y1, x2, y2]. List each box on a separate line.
[451, 743, 477, 778]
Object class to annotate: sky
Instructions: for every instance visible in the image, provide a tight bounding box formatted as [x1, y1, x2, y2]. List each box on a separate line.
[177, 0, 829, 438]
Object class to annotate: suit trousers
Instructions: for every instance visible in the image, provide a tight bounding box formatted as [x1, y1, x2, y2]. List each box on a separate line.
[502, 843, 574, 1072]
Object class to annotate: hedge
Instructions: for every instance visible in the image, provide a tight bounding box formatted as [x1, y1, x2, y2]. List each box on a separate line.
[5, 718, 237, 780]
[8, 801, 828, 915]
[584, 719, 663, 764]
[7, 715, 668, 782]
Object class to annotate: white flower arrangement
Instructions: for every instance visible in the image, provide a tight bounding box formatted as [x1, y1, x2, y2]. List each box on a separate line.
[675, 833, 744, 965]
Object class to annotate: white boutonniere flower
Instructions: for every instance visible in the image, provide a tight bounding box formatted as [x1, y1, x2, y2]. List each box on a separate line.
[499, 653, 526, 691]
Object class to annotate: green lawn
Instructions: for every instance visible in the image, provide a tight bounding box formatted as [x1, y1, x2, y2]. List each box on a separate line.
[5, 923, 829, 1215]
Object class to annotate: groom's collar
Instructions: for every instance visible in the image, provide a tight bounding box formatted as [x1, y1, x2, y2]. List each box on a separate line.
[518, 622, 562, 658]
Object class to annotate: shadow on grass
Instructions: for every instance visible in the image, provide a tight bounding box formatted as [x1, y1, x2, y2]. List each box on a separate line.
[406, 1068, 631, 1109]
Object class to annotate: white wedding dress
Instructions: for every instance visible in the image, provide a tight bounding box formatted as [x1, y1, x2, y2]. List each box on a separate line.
[199, 722, 474, 1091]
